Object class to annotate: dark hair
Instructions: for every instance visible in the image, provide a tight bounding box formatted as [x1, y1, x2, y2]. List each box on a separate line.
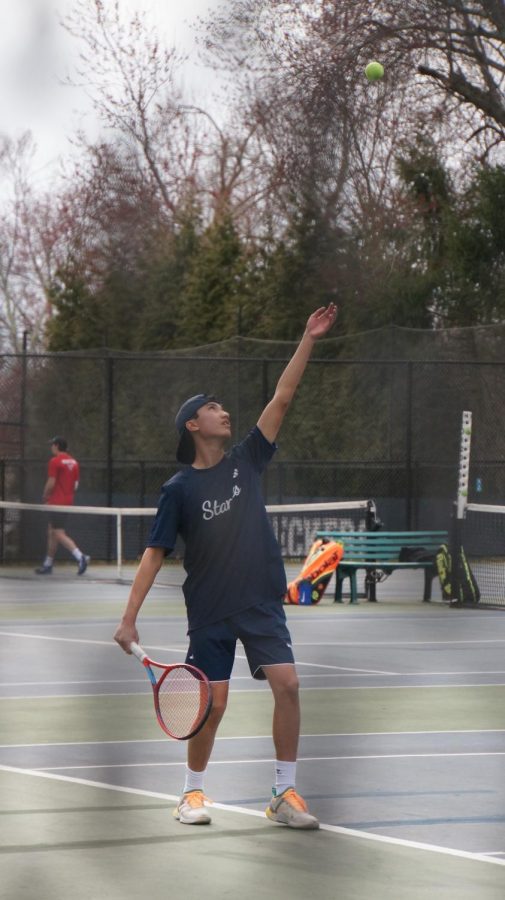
[51, 436, 68, 451]
[176, 428, 196, 464]
[175, 394, 220, 465]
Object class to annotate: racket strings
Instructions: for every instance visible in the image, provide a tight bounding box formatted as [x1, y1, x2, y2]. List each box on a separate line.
[157, 666, 211, 739]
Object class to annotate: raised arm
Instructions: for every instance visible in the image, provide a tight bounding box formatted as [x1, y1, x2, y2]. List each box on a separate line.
[257, 304, 337, 443]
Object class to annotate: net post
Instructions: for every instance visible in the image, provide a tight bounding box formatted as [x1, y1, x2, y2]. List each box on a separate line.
[116, 510, 123, 582]
[0, 459, 5, 563]
[365, 500, 381, 531]
[452, 411, 472, 604]
[405, 361, 414, 529]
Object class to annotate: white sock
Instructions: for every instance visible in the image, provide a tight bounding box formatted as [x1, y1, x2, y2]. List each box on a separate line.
[183, 765, 205, 794]
[44, 556, 53, 567]
[72, 549, 83, 561]
[275, 760, 297, 796]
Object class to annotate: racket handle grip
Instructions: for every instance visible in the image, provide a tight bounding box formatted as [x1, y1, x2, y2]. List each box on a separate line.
[129, 641, 147, 662]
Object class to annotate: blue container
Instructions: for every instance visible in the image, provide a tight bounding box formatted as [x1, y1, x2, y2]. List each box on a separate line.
[298, 580, 312, 605]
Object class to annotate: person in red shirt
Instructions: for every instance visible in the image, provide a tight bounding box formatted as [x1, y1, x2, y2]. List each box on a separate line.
[35, 437, 90, 575]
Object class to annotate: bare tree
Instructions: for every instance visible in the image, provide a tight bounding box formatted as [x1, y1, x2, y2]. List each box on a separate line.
[0, 134, 57, 352]
[59, 1, 277, 241]
[203, 2, 430, 237]
[62, 0, 203, 216]
[0, 131, 114, 353]
[374, 0, 505, 146]
[204, 0, 504, 188]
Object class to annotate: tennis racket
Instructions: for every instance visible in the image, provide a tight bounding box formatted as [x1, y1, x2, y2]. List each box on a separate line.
[130, 642, 212, 740]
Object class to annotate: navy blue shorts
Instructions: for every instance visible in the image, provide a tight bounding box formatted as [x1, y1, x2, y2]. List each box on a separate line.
[186, 599, 295, 682]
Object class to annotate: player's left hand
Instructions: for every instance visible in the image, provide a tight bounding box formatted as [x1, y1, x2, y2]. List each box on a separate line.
[305, 303, 338, 340]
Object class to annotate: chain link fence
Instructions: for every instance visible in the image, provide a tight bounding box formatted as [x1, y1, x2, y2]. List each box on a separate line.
[1, 325, 505, 541]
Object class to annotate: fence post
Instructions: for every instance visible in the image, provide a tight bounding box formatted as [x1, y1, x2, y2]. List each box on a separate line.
[116, 510, 123, 582]
[106, 357, 114, 561]
[138, 460, 146, 557]
[261, 359, 270, 500]
[19, 331, 28, 502]
[236, 337, 243, 439]
[262, 359, 269, 409]
[0, 459, 4, 562]
[405, 361, 414, 530]
[278, 462, 285, 504]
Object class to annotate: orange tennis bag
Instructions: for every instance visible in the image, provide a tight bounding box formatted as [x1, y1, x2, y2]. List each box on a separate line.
[285, 538, 344, 605]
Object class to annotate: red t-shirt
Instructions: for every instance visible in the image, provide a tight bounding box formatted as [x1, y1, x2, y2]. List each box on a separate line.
[47, 452, 80, 505]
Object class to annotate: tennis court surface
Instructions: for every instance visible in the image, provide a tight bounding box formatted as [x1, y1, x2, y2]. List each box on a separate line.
[1, 566, 505, 899]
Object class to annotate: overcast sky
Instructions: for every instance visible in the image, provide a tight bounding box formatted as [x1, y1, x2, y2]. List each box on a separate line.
[0, 0, 221, 187]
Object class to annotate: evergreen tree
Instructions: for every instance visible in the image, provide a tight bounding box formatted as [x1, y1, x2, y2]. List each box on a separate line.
[176, 215, 247, 346]
[251, 205, 340, 340]
[134, 214, 201, 350]
[47, 262, 146, 351]
[46, 265, 106, 351]
[440, 166, 505, 325]
[340, 139, 455, 332]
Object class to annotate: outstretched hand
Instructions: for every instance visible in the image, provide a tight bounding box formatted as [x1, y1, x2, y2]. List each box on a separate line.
[305, 303, 338, 340]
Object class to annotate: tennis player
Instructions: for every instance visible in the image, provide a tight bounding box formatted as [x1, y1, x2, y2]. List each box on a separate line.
[35, 436, 90, 576]
[114, 304, 337, 829]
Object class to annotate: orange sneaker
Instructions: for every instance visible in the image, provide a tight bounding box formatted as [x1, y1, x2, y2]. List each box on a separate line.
[173, 790, 212, 825]
[266, 787, 319, 829]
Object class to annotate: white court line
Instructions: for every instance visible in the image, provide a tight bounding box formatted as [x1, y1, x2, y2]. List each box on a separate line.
[0, 679, 148, 687]
[36, 760, 272, 770]
[3, 682, 505, 699]
[0, 631, 117, 648]
[10, 621, 505, 644]
[1, 729, 505, 750]
[4, 671, 505, 688]
[289, 660, 395, 674]
[0, 630, 394, 675]
[287, 639, 505, 646]
[4, 629, 505, 650]
[0, 763, 503, 868]
[32, 751, 505, 771]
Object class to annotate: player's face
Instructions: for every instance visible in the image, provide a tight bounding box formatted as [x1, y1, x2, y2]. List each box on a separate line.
[192, 401, 231, 440]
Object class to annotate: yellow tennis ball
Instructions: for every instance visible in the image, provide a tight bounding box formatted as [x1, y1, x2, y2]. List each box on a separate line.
[365, 61, 384, 82]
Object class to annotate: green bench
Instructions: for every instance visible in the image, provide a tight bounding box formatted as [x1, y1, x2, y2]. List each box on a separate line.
[315, 530, 448, 603]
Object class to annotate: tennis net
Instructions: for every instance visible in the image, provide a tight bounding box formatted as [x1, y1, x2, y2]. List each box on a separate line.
[0, 498, 374, 581]
[461, 503, 505, 606]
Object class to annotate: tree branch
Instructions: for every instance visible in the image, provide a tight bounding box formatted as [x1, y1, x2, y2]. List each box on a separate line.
[418, 63, 505, 126]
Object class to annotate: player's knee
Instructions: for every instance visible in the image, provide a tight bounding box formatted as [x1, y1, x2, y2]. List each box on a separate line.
[208, 692, 228, 723]
[274, 671, 300, 699]
[286, 674, 300, 697]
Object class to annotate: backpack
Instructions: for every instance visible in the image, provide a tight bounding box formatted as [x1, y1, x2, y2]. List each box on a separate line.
[285, 538, 344, 605]
[399, 546, 436, 563]
[436, 543, 480, 605]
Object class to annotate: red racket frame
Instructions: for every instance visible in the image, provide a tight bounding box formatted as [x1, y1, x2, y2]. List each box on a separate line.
[130, 642, 213, 740]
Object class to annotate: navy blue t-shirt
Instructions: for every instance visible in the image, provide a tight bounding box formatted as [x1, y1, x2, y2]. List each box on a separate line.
[147, 426, 287, 631]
